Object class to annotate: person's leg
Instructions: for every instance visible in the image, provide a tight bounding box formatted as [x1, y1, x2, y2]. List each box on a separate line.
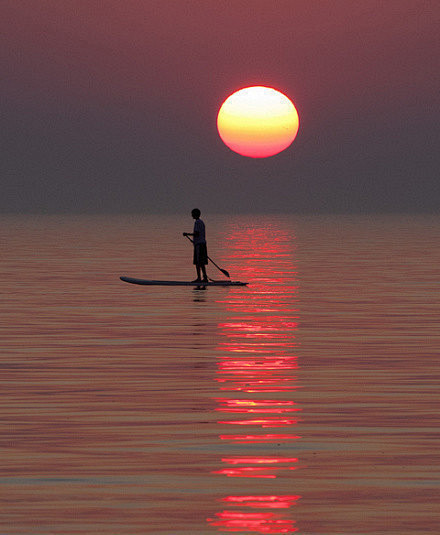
[200, 243, 208, 281]
[193, 245, 201, 281]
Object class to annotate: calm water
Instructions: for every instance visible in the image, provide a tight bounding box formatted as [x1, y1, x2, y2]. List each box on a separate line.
[1, 214, 439, 534]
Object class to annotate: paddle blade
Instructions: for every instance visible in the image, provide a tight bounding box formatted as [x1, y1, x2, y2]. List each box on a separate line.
[220, 268, 230, 278]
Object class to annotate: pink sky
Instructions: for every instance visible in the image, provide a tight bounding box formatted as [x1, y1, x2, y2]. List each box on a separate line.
[1, 0, 439, 213]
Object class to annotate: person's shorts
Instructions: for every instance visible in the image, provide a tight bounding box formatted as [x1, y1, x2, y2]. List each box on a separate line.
[193, 242, 208, 265]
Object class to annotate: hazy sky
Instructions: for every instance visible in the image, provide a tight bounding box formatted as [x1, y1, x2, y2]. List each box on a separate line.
[1, 0, 439, 214]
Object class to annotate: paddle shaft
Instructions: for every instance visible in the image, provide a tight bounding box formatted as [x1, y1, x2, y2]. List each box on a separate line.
[184, 234, 230, 278]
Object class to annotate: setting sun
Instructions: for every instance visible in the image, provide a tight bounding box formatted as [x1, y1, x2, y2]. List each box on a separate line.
[217, 86, 299, 158]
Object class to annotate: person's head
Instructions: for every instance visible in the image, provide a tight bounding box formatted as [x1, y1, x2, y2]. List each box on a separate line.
[191, 208, 201, 219]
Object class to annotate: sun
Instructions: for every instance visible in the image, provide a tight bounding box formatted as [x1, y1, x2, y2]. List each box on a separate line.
[217, 86, 299, 158]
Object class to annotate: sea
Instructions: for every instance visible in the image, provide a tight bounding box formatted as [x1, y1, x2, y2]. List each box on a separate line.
[1, 213, 439, 534]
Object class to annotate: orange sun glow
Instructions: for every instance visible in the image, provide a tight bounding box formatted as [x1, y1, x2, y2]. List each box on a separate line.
[217, 86, 299, 158]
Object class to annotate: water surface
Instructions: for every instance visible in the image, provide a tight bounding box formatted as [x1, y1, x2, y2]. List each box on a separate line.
[1, 214, 439, 534]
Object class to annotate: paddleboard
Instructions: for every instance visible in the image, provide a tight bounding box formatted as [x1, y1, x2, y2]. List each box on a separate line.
[120, 276, 248, 287]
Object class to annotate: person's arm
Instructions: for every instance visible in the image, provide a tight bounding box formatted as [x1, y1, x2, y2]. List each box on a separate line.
[184, 221, 199, 237]
[182, 232, 200, 238]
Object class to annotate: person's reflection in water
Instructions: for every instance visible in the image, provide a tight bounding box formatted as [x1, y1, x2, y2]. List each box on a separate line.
[193, 287, 207, 301]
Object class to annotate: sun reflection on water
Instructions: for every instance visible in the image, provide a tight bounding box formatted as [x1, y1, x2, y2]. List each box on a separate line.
[208, 495, 300, 533]
[207, 221, 301, 534]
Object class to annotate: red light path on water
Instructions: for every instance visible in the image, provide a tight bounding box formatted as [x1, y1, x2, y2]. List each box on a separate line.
[214, 398, 300, 414]
[213, 457, 299, 479]
[208, 510, 297, 534]
[223, 496, 301, 508]
[208, 223, 301, 533]
[207, 495, 301, 533]
[223, 457, 298, 465]
[217, 418, 298, 427]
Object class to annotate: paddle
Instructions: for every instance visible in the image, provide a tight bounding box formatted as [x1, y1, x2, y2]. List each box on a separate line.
[183, 234, 230, 279]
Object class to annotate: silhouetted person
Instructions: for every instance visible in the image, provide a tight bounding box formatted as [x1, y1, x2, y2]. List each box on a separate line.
[183, 208, 208, 282]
